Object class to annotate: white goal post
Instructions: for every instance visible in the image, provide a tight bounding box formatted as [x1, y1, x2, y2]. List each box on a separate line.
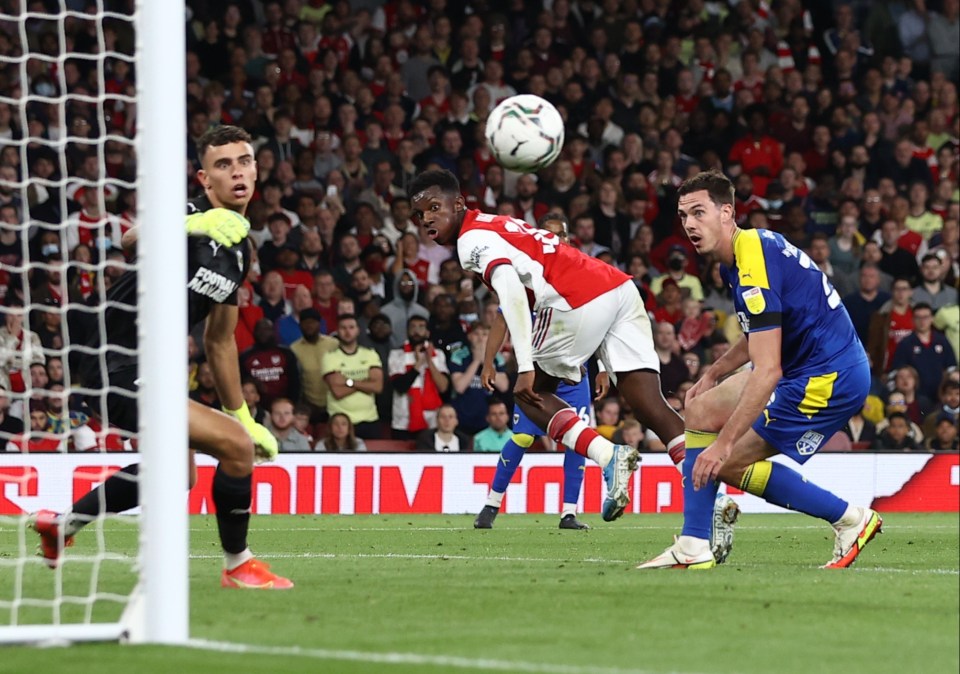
[0, 0, 186, 645]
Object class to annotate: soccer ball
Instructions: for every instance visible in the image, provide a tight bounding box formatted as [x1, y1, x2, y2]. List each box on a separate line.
[485, 94, 565, 173]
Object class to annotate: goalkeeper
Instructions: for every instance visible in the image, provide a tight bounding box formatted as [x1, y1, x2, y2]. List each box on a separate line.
[32, 126, 292, 590]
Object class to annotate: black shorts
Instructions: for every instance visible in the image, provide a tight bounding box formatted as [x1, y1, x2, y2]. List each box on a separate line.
[83, 365, 139, 434]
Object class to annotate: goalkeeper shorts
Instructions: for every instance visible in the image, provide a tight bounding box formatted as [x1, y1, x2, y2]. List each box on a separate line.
[83, 364, 139, 433]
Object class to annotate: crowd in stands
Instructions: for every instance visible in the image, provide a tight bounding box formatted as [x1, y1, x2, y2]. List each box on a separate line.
[0, 0, 957, 453]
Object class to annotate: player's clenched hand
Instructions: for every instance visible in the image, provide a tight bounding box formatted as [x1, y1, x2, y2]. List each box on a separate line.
[692, 440, 730, 490]
[185, 208, 250, 247]
[514, 370, 543, 409]
[223, 403, 279, 463]
[594, 371, 610, 399]
[248, 422, 279, 463]
[480, 359, 497, 391]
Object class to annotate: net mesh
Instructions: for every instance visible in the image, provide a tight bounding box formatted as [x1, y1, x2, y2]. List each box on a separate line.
[0, 0, 141, 631]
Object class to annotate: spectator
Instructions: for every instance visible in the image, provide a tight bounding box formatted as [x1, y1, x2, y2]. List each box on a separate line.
[258, 270, 291, 323]
[448, 322, 508, 436]
[652, 321, 688, 397]
[358, 313, 394, 422]
[611, 419, 644, 450]
[427, 293, 467, 358]
[926, 414, 959, 451]
[929, 0, 960, 82]
[913, 253, 959, 311]
[416, 403, 472, 452]
[332, 234, 363, 291]
[290, 308, 339, 422]
[888, 369, 934, 430]
[381, 269, 429, 349]
[0, 299, 45, 394]
[472, 399, 512, 453]
[388, 316, 449, 440]
[843, 405, 878, 447]
[188, 361, 220, 409]
[675, 300, 715, 357]
[293, 404, 315, 447]
[810, 232, 857, 299]
[890, 303, 957, 401]
[933, 303, 959, 360]
[321, 314, 383, 439]
[728, 104, 783, 197]
[652, 278, 684, 325]
[239, 318, 301, 407]
[595, 398, 621, 441]
[0, 386, 23, 444]
[235, 283, 264, 354]
[315, 412, 368, 452]
[922, 373, 960, 439]
[276, 284, 315, 346]
[241, 378, 266, 425]
[871, 411, 919, 451]
[6, 400, 61, 452]
[867, 278, 915, 374]
[268, 397, 312, 451]
[311, 270, 339, 335]
[649, 246, 704, 300]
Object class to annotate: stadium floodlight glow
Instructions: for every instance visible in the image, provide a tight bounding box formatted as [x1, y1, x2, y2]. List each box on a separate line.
[0, 0, 187, 645]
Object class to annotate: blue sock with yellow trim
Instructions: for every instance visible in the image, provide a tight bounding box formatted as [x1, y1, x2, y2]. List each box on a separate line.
[561, 448, 586, 506]
[490, 434, 533, 495]
[680, 430, 719, 539]
[740, 461, 847, 523]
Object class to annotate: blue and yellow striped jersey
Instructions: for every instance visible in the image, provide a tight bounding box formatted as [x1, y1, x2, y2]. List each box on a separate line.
[721, 229, 867, 378]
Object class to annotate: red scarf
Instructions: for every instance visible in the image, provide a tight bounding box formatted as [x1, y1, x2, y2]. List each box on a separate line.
[402, 342, 442, 432]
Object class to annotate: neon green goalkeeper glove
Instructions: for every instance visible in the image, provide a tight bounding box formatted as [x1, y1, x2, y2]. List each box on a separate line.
[185, 208, 250, 247]
[223, 404, 279, 463]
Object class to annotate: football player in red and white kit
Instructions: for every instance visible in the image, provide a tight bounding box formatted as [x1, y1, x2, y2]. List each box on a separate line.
[410, 169, 687, 521]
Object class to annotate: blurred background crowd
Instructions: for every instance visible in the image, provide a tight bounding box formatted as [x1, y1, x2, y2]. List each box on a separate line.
[0, 0, 957, 453]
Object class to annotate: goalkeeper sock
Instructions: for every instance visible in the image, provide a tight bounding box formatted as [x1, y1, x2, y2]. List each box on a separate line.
[741, 461, 848, 523]
[213, 465, 252, 555]
[679, 430, 720, 540]
[490, 434, 533, 493]
[63, 464, 140, 537]
[561, 447, 585, 506]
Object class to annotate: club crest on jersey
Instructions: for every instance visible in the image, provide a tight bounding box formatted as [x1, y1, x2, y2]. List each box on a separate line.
[741, 287, 766, 315]
[796, 431, 825, 456]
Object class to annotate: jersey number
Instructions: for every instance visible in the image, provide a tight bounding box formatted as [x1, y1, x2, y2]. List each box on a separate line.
[789, 246, 841, 309]
[503, 219, 559, 254]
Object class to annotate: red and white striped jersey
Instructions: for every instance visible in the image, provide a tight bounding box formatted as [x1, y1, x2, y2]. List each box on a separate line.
[457, 209, 629, 311]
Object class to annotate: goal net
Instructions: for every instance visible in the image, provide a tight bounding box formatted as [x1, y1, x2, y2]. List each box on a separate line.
[0, 0, 187, 645]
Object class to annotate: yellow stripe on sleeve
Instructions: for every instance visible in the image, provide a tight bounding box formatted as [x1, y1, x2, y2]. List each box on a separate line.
[733, 229, 770, 289]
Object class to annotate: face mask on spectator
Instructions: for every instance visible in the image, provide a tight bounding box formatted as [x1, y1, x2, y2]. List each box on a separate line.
[41, 244, 60, 257]
[668, 257, 685, 272]
[767, 199, 783, 209]
[460, 313, 479, 324]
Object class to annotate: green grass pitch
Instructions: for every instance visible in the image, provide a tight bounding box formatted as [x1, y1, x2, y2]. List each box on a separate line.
[1, 513, 957, 674]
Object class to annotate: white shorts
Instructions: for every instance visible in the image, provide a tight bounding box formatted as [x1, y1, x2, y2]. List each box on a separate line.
[532, 281, 659, 382]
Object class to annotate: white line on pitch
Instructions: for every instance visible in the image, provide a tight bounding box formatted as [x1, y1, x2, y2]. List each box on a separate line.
[187, 550, 960, 575]
[185, 637, 703, 674]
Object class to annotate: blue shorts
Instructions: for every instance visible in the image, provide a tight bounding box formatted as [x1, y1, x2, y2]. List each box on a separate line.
[753, 358, 870, 464]
[513, 377, 592, 436]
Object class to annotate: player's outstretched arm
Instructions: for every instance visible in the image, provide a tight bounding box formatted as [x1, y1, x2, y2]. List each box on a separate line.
[481, 312, 508, 391]
[205, 303, 278, 461]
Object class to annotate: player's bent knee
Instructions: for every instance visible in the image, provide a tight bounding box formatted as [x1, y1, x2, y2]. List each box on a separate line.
[683, 396, 723, 432]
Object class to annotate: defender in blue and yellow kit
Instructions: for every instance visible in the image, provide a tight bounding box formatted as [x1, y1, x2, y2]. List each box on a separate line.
[638, 170, 882, 570]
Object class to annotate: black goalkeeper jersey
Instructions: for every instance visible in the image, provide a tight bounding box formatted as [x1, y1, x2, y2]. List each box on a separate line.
[75, 197, 251, 388]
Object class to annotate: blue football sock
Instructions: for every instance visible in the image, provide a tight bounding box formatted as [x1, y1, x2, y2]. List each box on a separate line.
[680, 446, 719, 540]
[490, 435, 533, 494]
[741, 461, 848, 523]
[561, 448, 586, 505]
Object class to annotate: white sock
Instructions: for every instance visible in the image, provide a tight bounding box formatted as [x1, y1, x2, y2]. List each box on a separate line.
[561, 502, 578, 518]
[586, 438, 613, 467]
[677, 535, 711, 554]
[485, 490, 505, 509]
[832, 505, 859, 528]
[666, 435, 685, 473]
[224, 547, 254, 571]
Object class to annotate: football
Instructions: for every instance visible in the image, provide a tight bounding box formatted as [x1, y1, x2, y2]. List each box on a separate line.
[484, 94, 565, 173]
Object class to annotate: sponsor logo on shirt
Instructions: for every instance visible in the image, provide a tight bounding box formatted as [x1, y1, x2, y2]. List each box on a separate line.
[187, 266, 237, 303]
[742, 286, 766, 315]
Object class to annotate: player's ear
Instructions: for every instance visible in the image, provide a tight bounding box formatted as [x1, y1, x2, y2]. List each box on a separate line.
[454, 194, 466, 212]
[196, 169, 210, 191]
